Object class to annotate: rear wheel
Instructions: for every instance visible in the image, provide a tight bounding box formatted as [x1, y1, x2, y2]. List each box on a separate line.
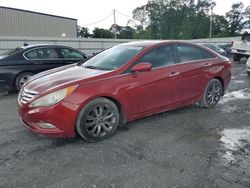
[76, 97, 120, 142]
[200, 79, 223, 108]
[15, 72, 34, 91]
[247, 71, 250, 76]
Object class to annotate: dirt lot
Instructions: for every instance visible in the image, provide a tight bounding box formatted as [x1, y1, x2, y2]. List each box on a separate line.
[0, 62, 250, 188]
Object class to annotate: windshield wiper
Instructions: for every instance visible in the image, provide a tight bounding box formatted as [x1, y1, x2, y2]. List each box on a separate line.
[84, 65, 99, 69]
[83, 65, 113, 71]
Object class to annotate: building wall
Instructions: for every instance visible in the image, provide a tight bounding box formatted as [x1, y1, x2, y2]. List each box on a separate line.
[0, 7, 77, 38]
[0, 36, 241, 56]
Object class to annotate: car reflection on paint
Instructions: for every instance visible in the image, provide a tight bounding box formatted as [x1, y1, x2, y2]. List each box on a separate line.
[18, 41, 232, 142]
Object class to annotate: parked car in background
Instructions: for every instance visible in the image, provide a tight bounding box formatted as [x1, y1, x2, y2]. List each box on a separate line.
[0, 44, 88, 91]
[231, 33, 250, 61]
[201, 43, 226, 56]
[246, 57, 250, 76]
[18, 41, 232, 142]
[217, 43, 232, 57]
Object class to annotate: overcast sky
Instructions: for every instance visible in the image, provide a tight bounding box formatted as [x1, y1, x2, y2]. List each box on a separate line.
[0, 0, 249, 31]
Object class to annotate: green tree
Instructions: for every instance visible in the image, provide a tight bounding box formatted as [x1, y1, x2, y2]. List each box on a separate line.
[132, 0, 216, 39]
[92, 28, 113, 38]
[212, 15, 229, 37]
[226, 2, 245, 35]
[79, 27, 91, 38]
[110, 24, 135, 39]
[244, 6, 250, 28]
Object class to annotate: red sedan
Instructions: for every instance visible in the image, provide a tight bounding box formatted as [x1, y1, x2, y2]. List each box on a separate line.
[18, 41, 231, 142]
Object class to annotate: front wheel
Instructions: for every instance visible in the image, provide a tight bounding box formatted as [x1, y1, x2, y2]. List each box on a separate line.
[76, 97, 120, 142]
[200, 79, 223, 108]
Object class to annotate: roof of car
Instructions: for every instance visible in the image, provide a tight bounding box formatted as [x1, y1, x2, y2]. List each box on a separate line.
[19, 44, 78, 50]
[120, 40, 201, 48]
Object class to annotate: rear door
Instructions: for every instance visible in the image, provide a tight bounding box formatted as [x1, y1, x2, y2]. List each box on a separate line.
[174, 43, 216, 102]
[24, 47, 64, 70]
[24, 47, 86, 71]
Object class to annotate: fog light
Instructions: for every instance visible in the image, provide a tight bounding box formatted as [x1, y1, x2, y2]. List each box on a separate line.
[37, 122, 56, 129]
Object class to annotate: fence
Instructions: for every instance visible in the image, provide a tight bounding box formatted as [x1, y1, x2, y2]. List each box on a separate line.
[0, 36, 241, 55]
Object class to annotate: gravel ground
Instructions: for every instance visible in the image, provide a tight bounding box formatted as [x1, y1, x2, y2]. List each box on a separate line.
[0, 62, 249, 188]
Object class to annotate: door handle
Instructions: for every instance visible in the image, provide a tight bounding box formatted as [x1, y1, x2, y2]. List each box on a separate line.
[204, 63, 212, 67]
[169, 72, 180, 77]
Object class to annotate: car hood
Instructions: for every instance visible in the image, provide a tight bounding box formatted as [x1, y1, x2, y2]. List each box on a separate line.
[24, 64, 111, 93]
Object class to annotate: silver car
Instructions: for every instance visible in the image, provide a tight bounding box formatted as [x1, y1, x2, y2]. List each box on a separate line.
[247, 57, 250, 76]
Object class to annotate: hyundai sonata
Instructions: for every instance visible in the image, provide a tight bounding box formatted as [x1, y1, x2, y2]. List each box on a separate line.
[18, 41, 231, 142]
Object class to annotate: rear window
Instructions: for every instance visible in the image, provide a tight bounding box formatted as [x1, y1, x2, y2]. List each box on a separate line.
[177, 44, 215, 63]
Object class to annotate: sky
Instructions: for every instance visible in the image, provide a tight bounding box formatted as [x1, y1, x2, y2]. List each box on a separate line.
[0, 0, 250, 32]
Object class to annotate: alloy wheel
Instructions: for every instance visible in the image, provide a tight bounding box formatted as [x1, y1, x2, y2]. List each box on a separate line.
[206, 81, 221, 105]
[85, 104, 117, 138]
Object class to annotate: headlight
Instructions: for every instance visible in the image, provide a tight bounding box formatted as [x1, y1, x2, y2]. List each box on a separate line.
[29, 85, 78, 107]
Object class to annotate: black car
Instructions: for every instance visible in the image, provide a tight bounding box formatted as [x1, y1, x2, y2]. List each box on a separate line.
[0, 44, 88, 91]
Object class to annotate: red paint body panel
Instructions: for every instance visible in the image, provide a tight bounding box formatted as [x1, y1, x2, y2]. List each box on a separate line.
[17, 41, 232, 138]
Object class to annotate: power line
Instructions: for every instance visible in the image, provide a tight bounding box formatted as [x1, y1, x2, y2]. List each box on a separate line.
[115, 9, 137, 26]
[115, 9, 134, 20]
[81, 12, 113, 27]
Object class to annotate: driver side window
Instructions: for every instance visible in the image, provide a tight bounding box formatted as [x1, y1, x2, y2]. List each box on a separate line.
[136, 45, 175, 68]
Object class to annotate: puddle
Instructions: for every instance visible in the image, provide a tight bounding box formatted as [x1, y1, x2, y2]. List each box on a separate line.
[220, 88, 250, 104]
[220, 128, 250, 164]
[232, 80, 244, 84]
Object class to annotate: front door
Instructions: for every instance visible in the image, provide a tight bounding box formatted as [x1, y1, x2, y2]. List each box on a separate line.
[123, 45, 182, 117]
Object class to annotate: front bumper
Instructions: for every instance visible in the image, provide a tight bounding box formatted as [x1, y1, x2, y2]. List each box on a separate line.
[18, 101, 80, 138]
[231, 49, 250, 56]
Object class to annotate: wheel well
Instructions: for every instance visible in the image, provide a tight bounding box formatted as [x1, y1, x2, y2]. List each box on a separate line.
[104, 96, 127, 125]
[214, 77, 225, 95]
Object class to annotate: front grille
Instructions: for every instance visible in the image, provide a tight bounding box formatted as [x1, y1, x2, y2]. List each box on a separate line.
[19, 88, 38, 104]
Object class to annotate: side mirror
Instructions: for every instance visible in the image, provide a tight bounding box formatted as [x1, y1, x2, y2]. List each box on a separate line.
[131, 63, 152, 73]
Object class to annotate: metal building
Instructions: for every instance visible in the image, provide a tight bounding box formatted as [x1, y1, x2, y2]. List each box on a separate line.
[0, 6, 77, 38]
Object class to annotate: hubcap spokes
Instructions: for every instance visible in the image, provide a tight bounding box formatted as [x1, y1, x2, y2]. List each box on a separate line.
[19, 75, 31, 87]
[207, 83, 221, 105]
[85, 104, 116, 137]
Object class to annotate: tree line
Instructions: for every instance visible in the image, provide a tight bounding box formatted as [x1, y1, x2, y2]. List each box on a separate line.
[77, 0, 250, 39]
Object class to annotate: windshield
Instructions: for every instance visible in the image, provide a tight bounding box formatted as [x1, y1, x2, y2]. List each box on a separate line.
[0, 48, 23, 56]
[83, 45, 143, 70]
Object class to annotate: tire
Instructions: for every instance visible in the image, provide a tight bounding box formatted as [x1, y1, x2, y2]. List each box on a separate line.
[15, 72, 34, 91]
[247, 71, 250, 76]
[200, 79, 223, 108]
[76, 97, 120, 142]
[233, 54, 241, 62]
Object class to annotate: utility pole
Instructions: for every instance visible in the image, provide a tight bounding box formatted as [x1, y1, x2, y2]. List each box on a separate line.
[209, 7, 213, 40]
[113, 9, 117, 39]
